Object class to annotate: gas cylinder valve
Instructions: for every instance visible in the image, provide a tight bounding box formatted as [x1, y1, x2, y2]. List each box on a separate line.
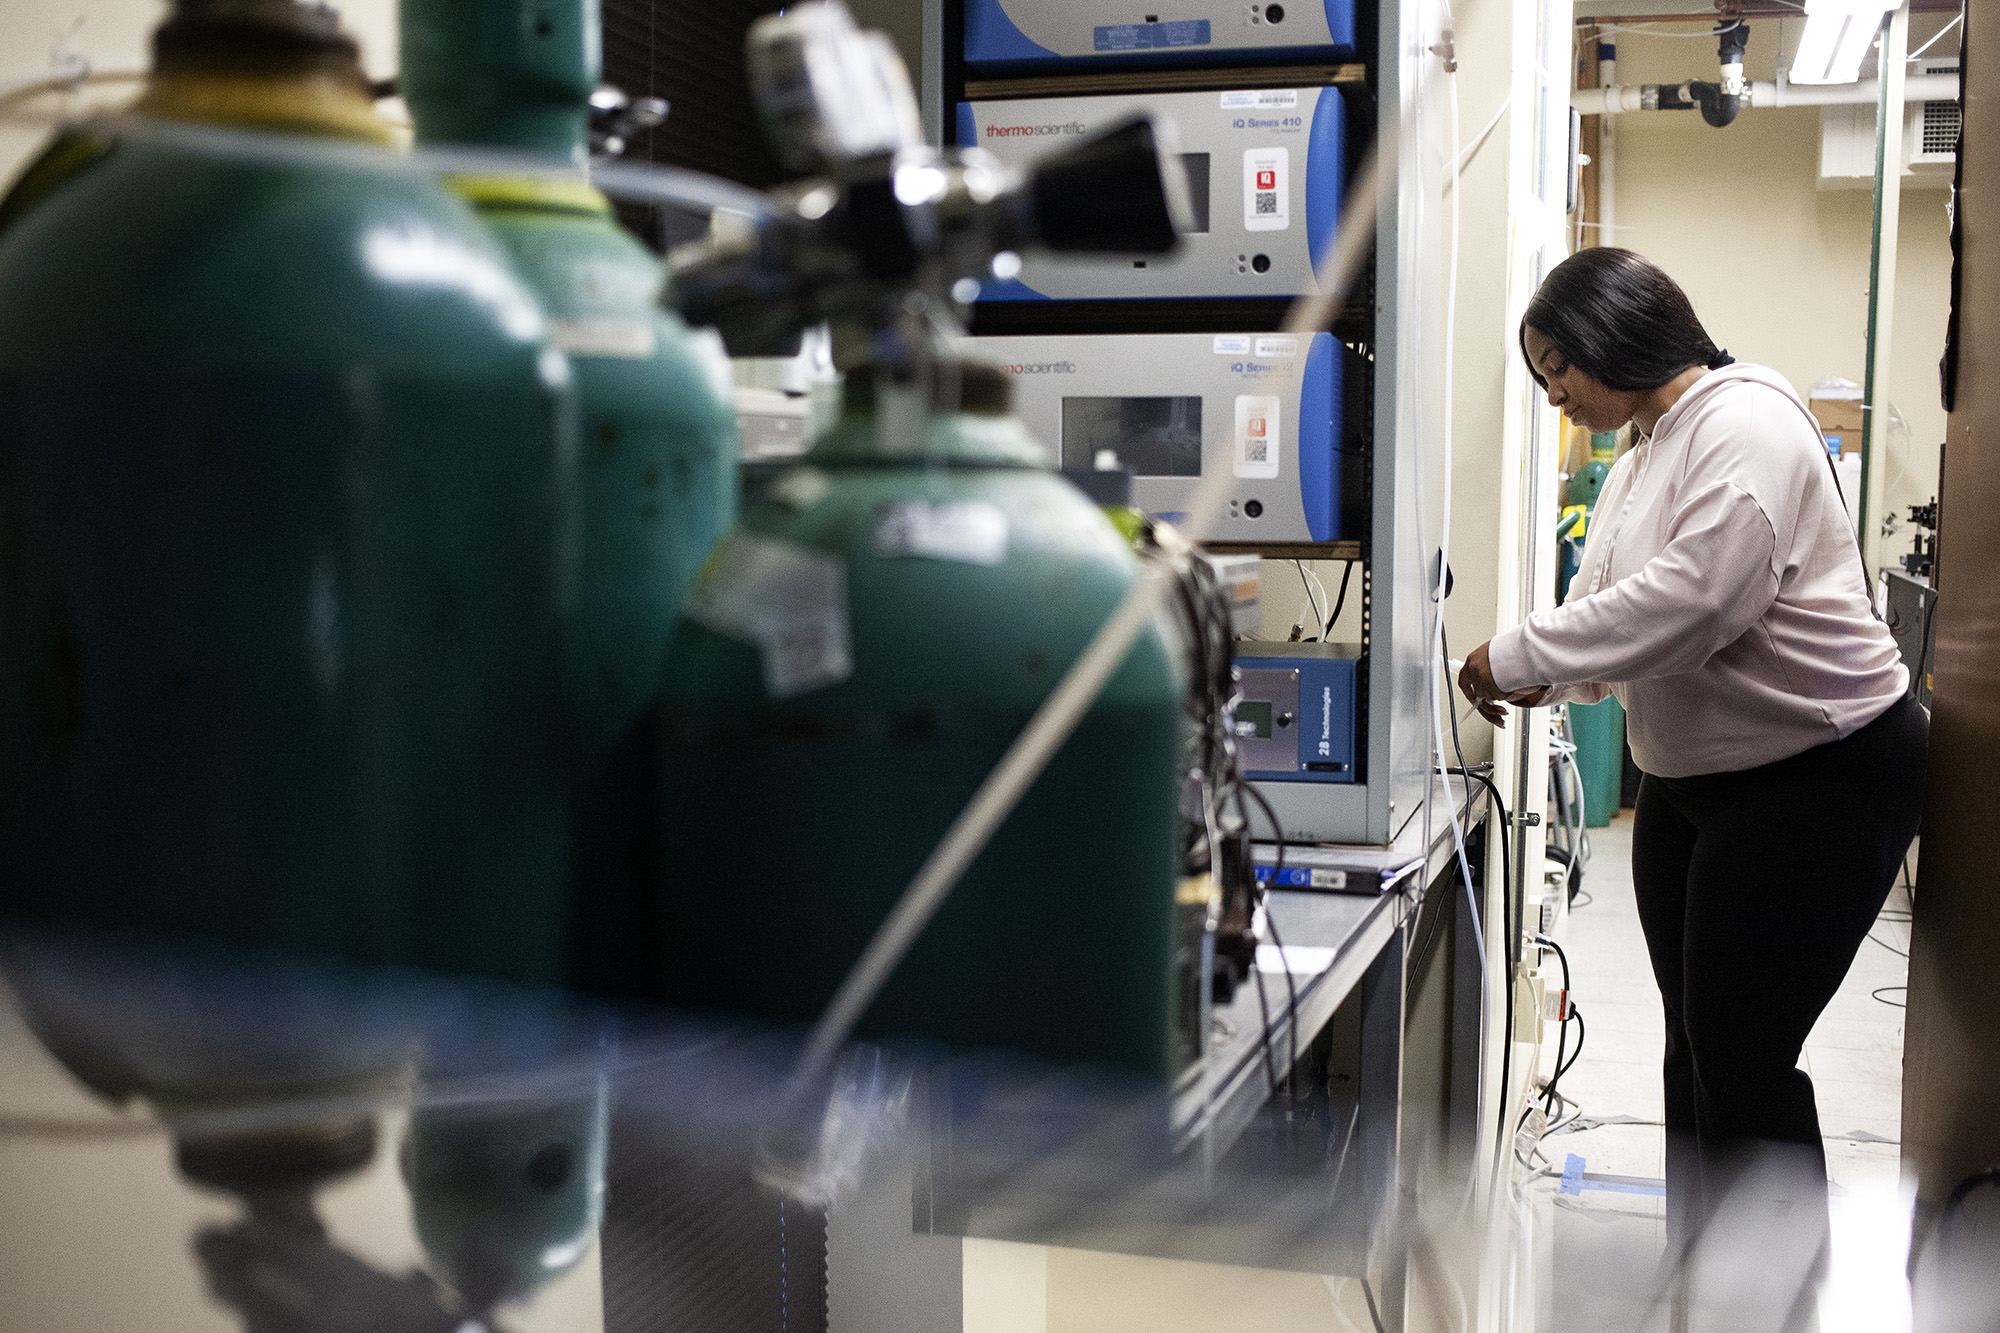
[667, 1, 1190, 361]
[587, 85, 668, 157]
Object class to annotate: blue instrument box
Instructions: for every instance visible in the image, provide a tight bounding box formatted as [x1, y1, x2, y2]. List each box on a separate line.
[1233, 642, 1359, 783]
[964, 0, 1359, 73]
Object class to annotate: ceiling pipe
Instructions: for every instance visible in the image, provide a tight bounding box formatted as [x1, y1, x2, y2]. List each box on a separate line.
[1687, 20, 1750, 126]
[1576, 70, 1958, 114]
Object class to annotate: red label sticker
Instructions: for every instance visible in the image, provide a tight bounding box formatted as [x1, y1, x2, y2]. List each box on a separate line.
[1256, 169, 1277, 190]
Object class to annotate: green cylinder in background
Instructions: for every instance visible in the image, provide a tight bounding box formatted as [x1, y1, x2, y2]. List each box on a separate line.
[437, 178, 739, 763]
[1568, 696, 1626, 829]
[399, 0, 595, 161]
[400, 0, 739, 993]
[399, 0, 739, 760]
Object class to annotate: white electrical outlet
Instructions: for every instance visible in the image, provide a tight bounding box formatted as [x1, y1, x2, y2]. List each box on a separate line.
[1513, 968, 1546, 1043]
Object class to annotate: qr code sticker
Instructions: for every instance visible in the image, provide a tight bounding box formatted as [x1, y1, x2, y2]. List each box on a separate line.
[1256, 191, 1278, 215]
[1245, 438, 1269, 463]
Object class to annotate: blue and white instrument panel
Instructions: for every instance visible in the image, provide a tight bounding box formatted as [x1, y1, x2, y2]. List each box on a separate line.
[972, 330, 1357, 544]
[964, 0, 1358, 72]
[959, 85, 1350, 301]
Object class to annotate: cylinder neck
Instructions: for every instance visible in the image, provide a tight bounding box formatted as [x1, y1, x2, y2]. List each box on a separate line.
[842, 361, 1014, 419]
[810, 361, 1050, 468]
[152, 0, 366, 81]
[399, 0, 597, 162]
[132, 0, 390, 143]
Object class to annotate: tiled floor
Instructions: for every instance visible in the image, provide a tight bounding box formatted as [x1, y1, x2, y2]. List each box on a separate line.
[1528, 811, 1913, 1332]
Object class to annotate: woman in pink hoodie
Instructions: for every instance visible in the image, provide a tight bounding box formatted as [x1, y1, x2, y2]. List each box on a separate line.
[1459, 247, 1925, 1271]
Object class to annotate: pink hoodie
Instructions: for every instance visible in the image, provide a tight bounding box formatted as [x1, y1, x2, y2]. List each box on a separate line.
[1488, 364, 1908, 778]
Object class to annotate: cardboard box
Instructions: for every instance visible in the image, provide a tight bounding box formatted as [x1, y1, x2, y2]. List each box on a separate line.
[1810, 397, 1867, 456]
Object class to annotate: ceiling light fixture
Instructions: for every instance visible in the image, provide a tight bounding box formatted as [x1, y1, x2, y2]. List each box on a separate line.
[1790, 0, 1896, 85]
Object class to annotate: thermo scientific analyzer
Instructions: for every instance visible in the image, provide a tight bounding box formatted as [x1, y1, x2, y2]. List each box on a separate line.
[958, 85, 1348, 301]
[963, 0, 1358, 73]
[972, 331, 1360, 543]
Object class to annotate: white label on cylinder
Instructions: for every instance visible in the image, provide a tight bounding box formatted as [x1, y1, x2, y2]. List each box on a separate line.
[546, 316, 657, 359]
[874, 500, 1010, 566]
[686, 532, 853, 698]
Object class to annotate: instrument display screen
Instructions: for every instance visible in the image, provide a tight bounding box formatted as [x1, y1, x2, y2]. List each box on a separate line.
[1060, 396, 1203, 477]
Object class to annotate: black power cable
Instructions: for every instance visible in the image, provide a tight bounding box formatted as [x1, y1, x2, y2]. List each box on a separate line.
[1325, 559, 1356, 639]
[1238, 779, 1301, 1113]
[1533, 935, 1574, 1116]
[1250, 933, 1281, 1095]
[1539, 935, 1573, 994]
[1434, 621, 1516, 966]
[1434, 614, 1527, 1216]
[1549, 1006, 1585, 1096]
[1939, 1166, 2000, 1225]
[1415, 611, 1522, 1215]
[1361, 1275, 1387, 1333]
[1418, 767, 1513, 964]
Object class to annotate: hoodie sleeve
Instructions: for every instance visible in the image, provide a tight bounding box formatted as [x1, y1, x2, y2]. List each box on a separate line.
[1487, 479, 1782, 692]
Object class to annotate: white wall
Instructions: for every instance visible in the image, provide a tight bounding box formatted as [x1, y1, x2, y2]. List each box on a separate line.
[1600, 14, 1958, 574]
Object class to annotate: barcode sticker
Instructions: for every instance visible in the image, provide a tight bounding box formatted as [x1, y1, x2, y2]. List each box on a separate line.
[1234, 394, 1281, 480]
[1243, 148, 1289, 232]
[1221, 89, 1301, 109]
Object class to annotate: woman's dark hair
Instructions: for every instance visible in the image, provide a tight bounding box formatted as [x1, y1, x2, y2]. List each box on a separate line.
[1519, 247, 1733, 392]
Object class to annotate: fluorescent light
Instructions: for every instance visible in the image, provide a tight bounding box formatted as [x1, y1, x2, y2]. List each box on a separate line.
[1791, 0, 1895, 84]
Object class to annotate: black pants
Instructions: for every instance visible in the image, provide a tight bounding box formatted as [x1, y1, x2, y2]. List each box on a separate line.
[1632, 694, 1927, 1253]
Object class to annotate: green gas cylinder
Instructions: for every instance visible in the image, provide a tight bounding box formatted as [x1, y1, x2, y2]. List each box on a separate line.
[1566, 432, 1619, 510]
[1561, 431, 1625, 825]
[654, 364, 1187, 1077]
[399, 0, 738, 757]
[0, 0, 579, 989]
[399, 0, 738, 992]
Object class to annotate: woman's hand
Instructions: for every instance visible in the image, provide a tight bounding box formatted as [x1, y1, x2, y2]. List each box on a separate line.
[1458, 641, 1549, 727]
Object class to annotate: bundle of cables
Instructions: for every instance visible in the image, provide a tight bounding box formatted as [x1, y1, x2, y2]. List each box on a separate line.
[1510, 933, 1587, 1188]
[1141, 522, 1302, 1102]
